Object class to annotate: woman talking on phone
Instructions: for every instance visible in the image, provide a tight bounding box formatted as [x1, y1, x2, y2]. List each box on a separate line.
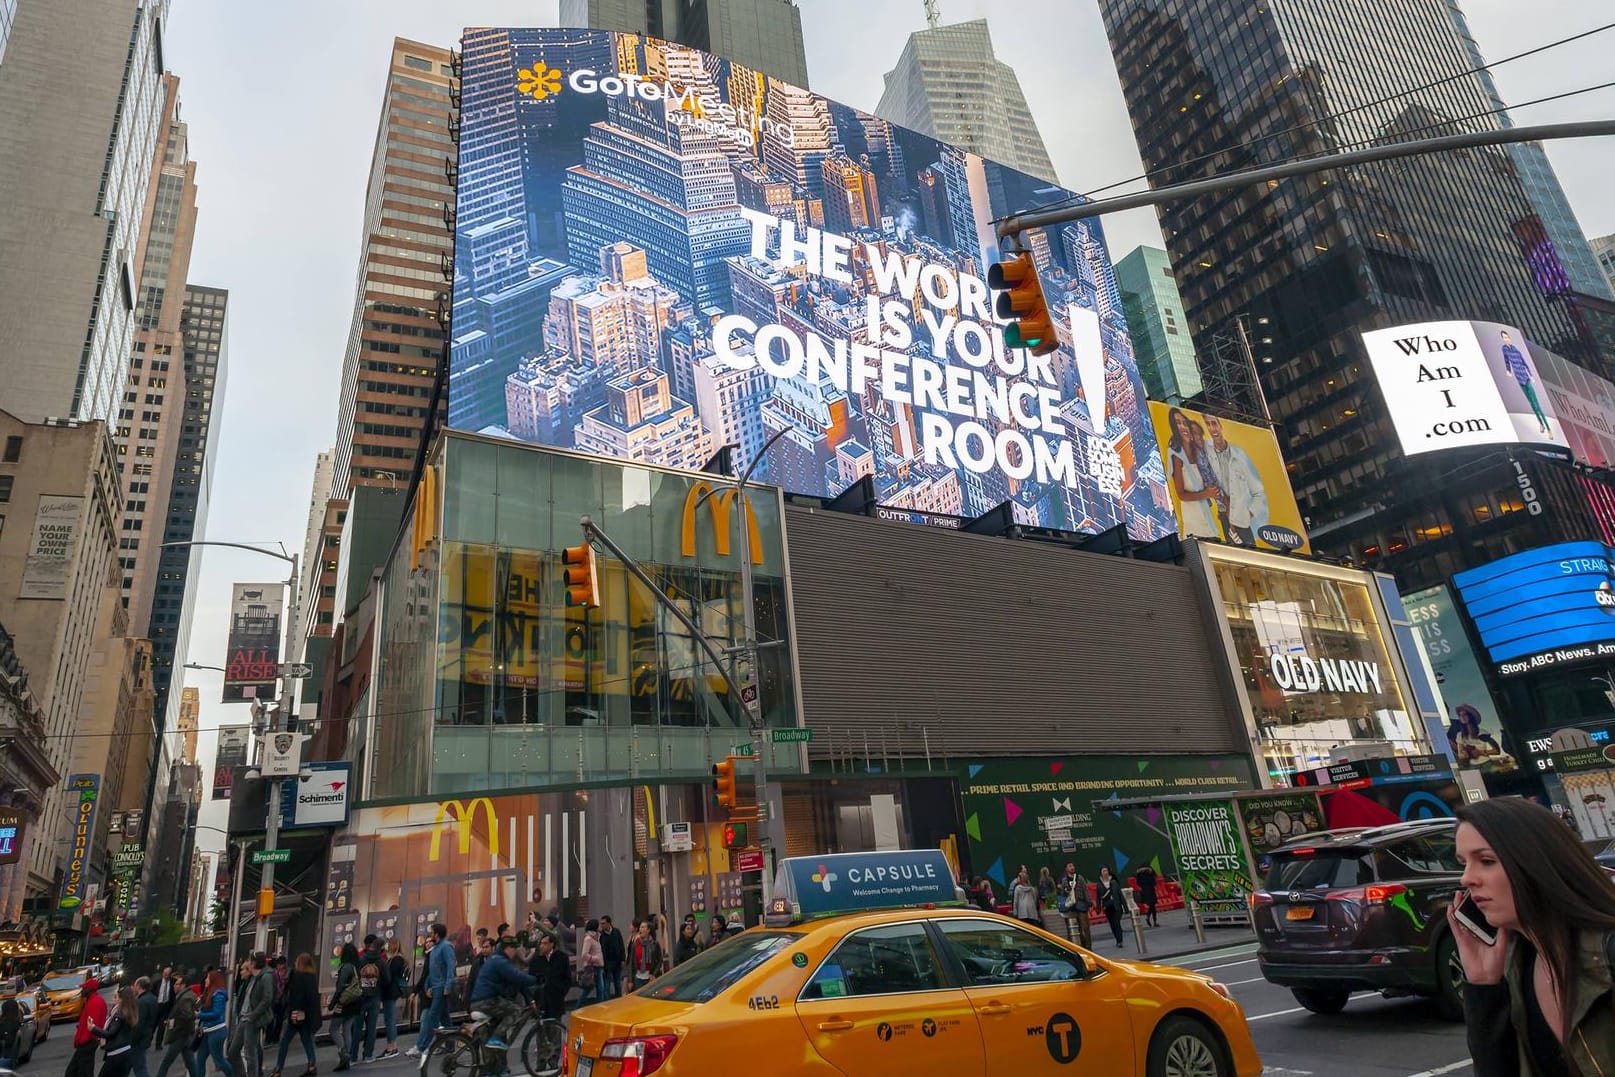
[1450, 797, 1615, 1076]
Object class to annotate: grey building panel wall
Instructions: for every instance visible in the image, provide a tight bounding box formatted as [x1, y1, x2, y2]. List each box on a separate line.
[785, 506, 1244, 760]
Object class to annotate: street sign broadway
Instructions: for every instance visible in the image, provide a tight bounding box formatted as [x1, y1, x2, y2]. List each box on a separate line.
[771, 728, 813, 744]
[251, 848, 291, 865]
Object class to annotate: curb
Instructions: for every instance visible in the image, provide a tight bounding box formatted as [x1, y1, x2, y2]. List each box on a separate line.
[1132, 932, 1258, 964]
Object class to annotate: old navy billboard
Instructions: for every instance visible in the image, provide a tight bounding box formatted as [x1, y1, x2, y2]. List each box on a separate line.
[448, 28, 1175, 540]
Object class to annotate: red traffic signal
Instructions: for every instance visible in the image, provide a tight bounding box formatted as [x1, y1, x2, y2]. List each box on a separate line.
[722, 821, 748, 850]
[712, 756, 738, 810]
[988, 252, 1058, 356]
[561, 543, 599, 608]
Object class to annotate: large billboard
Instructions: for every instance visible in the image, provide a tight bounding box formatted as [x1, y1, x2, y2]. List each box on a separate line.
[223, 582, 283, 703]
[1453, 541, 1615, 676]
[1147, 402, 1309, 553]
[447, 28, 1175, 540]
[1362, 320, 1571, 458]
[1402, 584, 1518, 777]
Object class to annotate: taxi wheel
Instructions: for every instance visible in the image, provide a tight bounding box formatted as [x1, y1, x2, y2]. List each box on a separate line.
[1147, 1016, 1228, 1077]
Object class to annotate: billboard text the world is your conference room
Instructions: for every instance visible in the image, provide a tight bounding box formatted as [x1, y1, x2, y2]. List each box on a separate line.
[446, 28, 1175, 540]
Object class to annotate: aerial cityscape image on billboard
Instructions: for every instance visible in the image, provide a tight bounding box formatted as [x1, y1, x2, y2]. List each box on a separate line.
[448, 27, 1175, 539]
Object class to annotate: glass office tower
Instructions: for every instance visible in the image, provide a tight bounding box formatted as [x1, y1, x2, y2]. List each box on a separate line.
[1098, 0, 1615, 584]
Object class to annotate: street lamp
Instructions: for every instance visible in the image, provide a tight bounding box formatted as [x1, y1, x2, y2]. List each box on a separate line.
[692, 428, 791, 908]
[160, 540, 301, 956]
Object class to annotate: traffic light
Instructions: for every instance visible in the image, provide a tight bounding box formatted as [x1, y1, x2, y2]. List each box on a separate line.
[722, 821, 748, 850]
[987, 251, 1058, 356]
[561, 543, 599, 608]
[712, 756, 738, 810]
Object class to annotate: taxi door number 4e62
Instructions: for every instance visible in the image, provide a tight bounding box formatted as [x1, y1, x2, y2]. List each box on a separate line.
[748, 995, 781, 1011]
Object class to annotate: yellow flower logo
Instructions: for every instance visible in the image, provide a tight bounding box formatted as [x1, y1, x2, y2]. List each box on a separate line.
[517, 62, 563, 101]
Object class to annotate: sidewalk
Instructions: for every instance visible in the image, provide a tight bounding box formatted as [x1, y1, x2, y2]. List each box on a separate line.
[1040, 906, 1256, 962]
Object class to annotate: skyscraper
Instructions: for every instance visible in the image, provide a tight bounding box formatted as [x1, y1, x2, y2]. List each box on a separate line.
[315, 39, 456, 652]
[1594, 235, 1615, 293]
[1099, 0, 1615, 579]
[875, 17, 1056, 183]
[0, 0, 170, 424]
[329, 39, 456, 499]
[560, 0, 810, 86]
[115, 75, 216, 740]
[1115, 246, 1203, 403]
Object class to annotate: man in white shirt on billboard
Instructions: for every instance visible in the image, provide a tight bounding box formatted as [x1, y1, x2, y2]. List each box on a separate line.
[1204, 415, 1268, 547]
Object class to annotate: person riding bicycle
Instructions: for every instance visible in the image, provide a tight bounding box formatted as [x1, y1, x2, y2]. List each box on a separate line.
[468, 936, 536, 1059]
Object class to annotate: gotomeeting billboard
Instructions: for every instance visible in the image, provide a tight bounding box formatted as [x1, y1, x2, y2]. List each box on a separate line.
[447, 28, 1186, 539]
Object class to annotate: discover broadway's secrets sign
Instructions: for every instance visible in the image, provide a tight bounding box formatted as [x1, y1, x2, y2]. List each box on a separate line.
[1164, 800, 1254, 907]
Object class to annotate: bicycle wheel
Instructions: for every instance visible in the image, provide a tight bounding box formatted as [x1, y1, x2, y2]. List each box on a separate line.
[519, 1018, 564, 1076]
[423, 1031, 479, 1077]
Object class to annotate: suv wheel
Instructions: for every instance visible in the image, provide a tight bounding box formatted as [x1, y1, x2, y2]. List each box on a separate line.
[1434, 933, 1465, 1021]
[1291, 986, 1351, 1014]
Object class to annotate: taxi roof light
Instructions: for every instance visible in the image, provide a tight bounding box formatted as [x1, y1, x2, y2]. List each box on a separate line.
[600, 1035, 678, 1077]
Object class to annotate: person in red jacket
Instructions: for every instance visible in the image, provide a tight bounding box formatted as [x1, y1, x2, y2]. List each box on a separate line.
[67, 977, 109, 1077]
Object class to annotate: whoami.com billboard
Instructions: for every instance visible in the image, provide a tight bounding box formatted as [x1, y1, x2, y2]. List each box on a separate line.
[448, 28, 1175, 540]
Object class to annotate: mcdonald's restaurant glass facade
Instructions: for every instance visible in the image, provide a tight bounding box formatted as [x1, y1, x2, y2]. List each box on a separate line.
[368, 432, 803, 800]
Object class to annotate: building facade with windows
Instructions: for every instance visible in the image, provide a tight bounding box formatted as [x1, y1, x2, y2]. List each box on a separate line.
[1115, 245, 1203, 404]
[560, 0, 809, 86]
[0, 0, 170, 424]
[1097, 0, 1615, 591]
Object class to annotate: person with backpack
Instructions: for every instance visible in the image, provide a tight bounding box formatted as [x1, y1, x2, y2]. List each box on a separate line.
[353, 936, 386, 1066]
[468, 936, 537, 1055]
[328, 943, 362, 1073]
[270, 954, 320, 1077]
[1058, 865, 1093, 949]
[378, 939, 407, 1060]
[154, 981, 199, 1077]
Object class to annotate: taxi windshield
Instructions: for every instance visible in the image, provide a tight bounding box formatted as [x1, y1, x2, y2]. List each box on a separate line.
[638, 931, 800, 1004]
[44, 973, 84, 991]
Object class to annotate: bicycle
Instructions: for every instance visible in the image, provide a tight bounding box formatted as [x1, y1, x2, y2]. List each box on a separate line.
[420, 1002, 563, 1077]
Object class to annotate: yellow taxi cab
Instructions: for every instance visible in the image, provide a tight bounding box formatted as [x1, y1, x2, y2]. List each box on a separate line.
[41, 967, 92, 1023]
[561, 850, 1261, 1077]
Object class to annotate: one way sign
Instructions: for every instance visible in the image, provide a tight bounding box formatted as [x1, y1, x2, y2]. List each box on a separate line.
[277, 663, 313, 678]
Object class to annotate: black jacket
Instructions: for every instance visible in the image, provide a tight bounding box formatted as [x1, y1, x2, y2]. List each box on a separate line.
[357, 949, 386, 999]
[600, 928, 625, 966]
[93, 1011, 135, 1054]
[534, 950, 570, 1016]
[383, 955, 408, 1002]
[674, 936, 700, 966]
[133, 992, 161, 1049]
[1097, 876, 1125, 913]
[283, 970, 322, 1032]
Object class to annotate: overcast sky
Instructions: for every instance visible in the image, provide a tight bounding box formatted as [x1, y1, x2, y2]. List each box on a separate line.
[163, 0, 1614, 846]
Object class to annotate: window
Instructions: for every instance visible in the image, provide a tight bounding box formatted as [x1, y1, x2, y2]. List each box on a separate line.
[934, 920, 1085, 986]
[0, 475, 11, 502]
[802, 923, 945, 999]
[402, 55, 433, 71]
[2, 435, 20, 462]
[636, 932, 799, 1004]
[1376, 835, 1461, 876]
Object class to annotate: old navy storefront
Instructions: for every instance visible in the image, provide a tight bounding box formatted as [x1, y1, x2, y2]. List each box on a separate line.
[1190, 542, 1447, 791]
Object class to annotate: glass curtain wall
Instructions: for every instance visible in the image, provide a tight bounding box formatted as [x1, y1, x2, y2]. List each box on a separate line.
[371, 434, 799, 798]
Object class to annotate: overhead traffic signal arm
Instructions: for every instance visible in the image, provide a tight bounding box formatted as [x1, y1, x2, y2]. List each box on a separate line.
[987, 251, 1058, 356]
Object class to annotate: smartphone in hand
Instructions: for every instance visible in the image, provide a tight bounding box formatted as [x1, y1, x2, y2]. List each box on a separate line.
[1452, 890, 1499, 946]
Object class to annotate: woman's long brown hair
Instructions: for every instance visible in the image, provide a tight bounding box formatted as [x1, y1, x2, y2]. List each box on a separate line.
[1458, 797, 1615, 1006]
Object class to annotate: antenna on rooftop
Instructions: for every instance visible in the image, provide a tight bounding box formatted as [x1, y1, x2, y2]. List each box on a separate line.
[924, 0, 941, 29]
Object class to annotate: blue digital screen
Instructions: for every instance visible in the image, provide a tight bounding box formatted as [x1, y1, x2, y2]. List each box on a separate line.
[1452, 541, 1615, 675]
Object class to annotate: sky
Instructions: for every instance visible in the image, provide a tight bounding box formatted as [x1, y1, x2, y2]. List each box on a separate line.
[163, 0, 1615, 851]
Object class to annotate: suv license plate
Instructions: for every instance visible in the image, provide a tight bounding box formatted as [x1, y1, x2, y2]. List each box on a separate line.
[577, 1059, 593, 1077]
[1286, 906, 1314, 921]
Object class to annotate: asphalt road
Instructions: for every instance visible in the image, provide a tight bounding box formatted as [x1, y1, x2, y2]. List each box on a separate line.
[18, 963, 1473, 1077]
[1159, 942, 1473, 1077]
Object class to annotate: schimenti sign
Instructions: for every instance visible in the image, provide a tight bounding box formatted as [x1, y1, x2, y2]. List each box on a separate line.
[449, 28, 1176, 541]
[775, 849, 960, 916]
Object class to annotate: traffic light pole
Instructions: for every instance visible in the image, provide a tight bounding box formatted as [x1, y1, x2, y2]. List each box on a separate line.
[995, 119, 1615, 237]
